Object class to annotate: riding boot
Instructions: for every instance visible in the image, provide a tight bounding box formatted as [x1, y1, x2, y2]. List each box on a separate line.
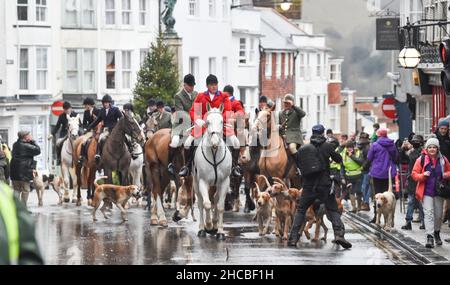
[179, 145, 196, 177]
[78, 142, 87, 165]
[291, 153, 301, 176]
[167, 146, 176, 176]
[231, 148, 242, 177]
[244, 185, 255, 213]
[56, 143, 62, 166]
[95, 143, 101, 164]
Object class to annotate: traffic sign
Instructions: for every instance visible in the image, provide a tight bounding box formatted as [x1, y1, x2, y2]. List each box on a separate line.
[382, 98, 397, 119]
[51, 101, 64, 116]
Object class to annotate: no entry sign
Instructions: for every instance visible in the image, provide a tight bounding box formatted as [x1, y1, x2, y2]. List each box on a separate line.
[51, 101, 64, 116]
[382, 98, 397, 120]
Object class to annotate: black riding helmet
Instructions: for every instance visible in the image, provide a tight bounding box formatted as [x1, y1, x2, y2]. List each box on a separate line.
[102, 94, 113, 103]
[63, 101, 72, 110]
[123, 103, 134, 112]
[83, 97, 95, 106]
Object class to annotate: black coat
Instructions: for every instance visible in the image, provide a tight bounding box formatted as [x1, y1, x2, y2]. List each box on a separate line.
[82, 107, 100, 129]
[10, 140, 41, 182]
[357, 140, 371, 172]
[88, 106, 123, 130]
[436, 131, 450, 162]
[52, 111, 79, 138]
[402, 147, 423, 195]
[302, 134, 343, 187]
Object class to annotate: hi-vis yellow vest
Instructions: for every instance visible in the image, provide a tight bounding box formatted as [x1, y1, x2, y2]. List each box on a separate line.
[0, 183, 19, 265]
[341, 148, 363, 177]
[330, 147, 341, 170]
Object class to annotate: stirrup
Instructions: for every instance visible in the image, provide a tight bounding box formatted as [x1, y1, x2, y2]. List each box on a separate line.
[168, 163, 175, 175]
[179, 166, 190, 177]
[232, 166, 241, 177]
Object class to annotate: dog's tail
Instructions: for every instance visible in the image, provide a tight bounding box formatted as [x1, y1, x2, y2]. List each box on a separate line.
[254, 182, 262, 198]
[94, 176, 108, 188]
[388, 166, 393, 193]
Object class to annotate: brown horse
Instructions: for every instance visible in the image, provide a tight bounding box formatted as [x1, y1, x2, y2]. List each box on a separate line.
[144, 129, 193, 227]
[74, 124, 102, 206]
[253, 105, 301, 189]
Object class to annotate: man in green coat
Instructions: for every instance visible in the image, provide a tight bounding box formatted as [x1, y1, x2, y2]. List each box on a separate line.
[0, 182, 44, 265]
[153, 101, 172, 130]
[168, 74, 198, 174]
[279, 94, 306, 158]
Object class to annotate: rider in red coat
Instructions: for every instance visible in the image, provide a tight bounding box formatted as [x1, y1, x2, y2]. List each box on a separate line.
[179, 75, 241, 178]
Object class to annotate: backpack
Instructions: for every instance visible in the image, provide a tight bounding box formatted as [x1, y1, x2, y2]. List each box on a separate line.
[297, 143, 326, 178]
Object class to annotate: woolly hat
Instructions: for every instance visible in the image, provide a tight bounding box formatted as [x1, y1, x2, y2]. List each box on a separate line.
[425, 138, 440, 149]
[376, 129, 388, 137]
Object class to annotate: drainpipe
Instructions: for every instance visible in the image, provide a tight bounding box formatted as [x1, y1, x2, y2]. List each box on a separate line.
[259, 45, 264, 97]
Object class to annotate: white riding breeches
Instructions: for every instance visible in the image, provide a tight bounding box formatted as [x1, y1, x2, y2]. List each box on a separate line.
[183, 134, 240, 149]
[170, 135, 183, 148]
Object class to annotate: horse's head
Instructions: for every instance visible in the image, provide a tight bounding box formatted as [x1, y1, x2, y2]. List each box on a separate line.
[206, 104, 224, 149]
[254, 104, 275, 140]
[123, 111, 145, 146]
[67, 115, 80, 141]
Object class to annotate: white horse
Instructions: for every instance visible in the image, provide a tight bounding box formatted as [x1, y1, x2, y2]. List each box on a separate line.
[192, 105, 232, 240]
[60, 116, 80, 204]
[129, 137, 144, 189]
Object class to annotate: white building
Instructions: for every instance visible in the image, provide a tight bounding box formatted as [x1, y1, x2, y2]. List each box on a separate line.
[0, 0, 159, 171]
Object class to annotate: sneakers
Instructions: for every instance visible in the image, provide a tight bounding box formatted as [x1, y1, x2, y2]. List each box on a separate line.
[426, 235, 434, 248]
[401, 222, 412, 230]
[434, 231, 443, 246]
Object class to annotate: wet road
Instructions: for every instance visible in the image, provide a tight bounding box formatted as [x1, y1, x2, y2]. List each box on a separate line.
[30, 189, 416, 265]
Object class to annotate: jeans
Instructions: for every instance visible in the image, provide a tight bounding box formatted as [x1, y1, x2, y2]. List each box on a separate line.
[405, 193, 424, 223]
[361, 173, 371, 204]
[423, 195, 444, 236]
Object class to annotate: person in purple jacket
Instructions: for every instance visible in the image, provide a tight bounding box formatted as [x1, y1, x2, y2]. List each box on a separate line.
[367, 129, 398, 223]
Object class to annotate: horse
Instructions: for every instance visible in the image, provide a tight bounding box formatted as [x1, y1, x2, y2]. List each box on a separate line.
[74, 123, 102, 206]
[193, 104, 232, 240]
[99, 112, 145, 186]
[128, 137, 144, 190]
[144, 128, 193, 226]
[253, 105, 301, 189]
[60, 115, 81, 205]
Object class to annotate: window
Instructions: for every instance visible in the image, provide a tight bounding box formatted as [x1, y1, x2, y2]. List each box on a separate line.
[299, 54, 305, 78]
[329, 105, 338, 132]
[209, 57, 216, 74]
[276, 53, 282, 79]
[122, 51, 131, 89]
[19, 48, 29, 90]
[239, 38, 247, 64]
[18, 0, 28, 21]
[249, 38, 255, 63]
[239, 88, 246, 105]
[36, 48, 48, 90]
[330, 63, 341, 82]
[188, 0, 198, 16]
[83, 49, 95, 91]
[65, 0, 78, 26]
[105, 0, 115, 25]
[316, 54, 321, 77]
[209, 0, 216, 17]
[222, 0, 229, 18]
[140, 49, 148, 66]
[417, 100, 432, 135]
[306, 53, 311, 80]
[82, 0, 95, 26]
[189, 57, 199, 79]
[139, 0, 147, 25]
[66, 50, 78, 91]
[285, 54, 289, 78]
[265, 53, 272, 78]
[316, 95, 321, 124]
[106, 51, 116, 89]
[35, 0, 47, 22]
[222, 57, 228, 84]
[122, 0, 131, 25]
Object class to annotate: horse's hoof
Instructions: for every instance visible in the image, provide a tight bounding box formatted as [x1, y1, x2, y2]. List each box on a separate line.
[216, 233, 226, 241]
[150, 219, 158, 225]
[321, 237, 327, 242]
[206, 228, 218, 235]
[198, 230, 207, 237]
[159, 220, 168, 227]
[172, 211, 182, 222]
[64, 198, 70, 203]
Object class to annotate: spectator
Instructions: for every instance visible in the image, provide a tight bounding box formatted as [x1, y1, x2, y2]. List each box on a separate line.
[412, 138, 450, 248]
[400, 135, 425, 230]
[367, 128, 398, 223]
[357, 132, 371, 211]
[9, 131, 41, 207]
[326, 129, 339, 149]
[435, 119, 450, 162]
[371, 123, 380, 143]
[340, 141, 364, 213]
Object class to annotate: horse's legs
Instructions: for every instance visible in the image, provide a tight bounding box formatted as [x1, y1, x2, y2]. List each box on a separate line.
[87, 168, 96, 205]
[216, 179, 229, 236]
[199, 180, 213, 231]
[75, 164, 83, 206]
[61, 164, 71, 203]
[68, 167, 79, 205]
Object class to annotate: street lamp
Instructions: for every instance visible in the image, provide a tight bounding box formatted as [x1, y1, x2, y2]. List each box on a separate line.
[279, 0, 292, 11]
[231, 0, 293, 11]
[398, 47, 421, 69]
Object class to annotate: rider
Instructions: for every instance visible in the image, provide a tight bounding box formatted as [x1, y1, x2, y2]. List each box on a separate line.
[87, 94, 123, 163]
[49, 101, 79, 165]
[78, 98, 100, 164]
[178, 74, 241, 178]
[152, 101, 172, 130]
[168, 74, 198, 175]
[140, 99, 158, 127]
[279, 94, 306, 163]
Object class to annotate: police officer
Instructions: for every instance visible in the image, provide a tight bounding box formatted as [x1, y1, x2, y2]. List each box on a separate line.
[87, 94, 123, 162]
[49, 101, 80, 165]
[0, 182, 44, 265]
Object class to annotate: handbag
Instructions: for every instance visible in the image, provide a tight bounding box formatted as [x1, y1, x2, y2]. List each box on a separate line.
[436, 178, 450, 198]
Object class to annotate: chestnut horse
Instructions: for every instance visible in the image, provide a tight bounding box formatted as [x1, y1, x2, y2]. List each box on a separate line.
[253, 105, 301, 189]
[144, 129, 194, 227]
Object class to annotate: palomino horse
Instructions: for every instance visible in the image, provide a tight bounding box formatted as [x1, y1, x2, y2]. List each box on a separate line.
[253, 106, 301, 189]
[144, 128, 193, 226]
[99, 112, 145, 186]
[193, 105, 232, 240]
[74, 123, 102, 206]
[60, 115, 81, 204]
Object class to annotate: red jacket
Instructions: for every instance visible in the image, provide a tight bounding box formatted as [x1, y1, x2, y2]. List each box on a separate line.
[190, 91, 232, 137]
[411, 151, 450, 201]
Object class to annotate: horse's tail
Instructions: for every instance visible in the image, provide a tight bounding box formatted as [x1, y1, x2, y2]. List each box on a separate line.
[94, 176, 108, 188]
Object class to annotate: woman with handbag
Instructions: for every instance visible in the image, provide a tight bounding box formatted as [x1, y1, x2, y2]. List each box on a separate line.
[412, 137, 450, 248]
